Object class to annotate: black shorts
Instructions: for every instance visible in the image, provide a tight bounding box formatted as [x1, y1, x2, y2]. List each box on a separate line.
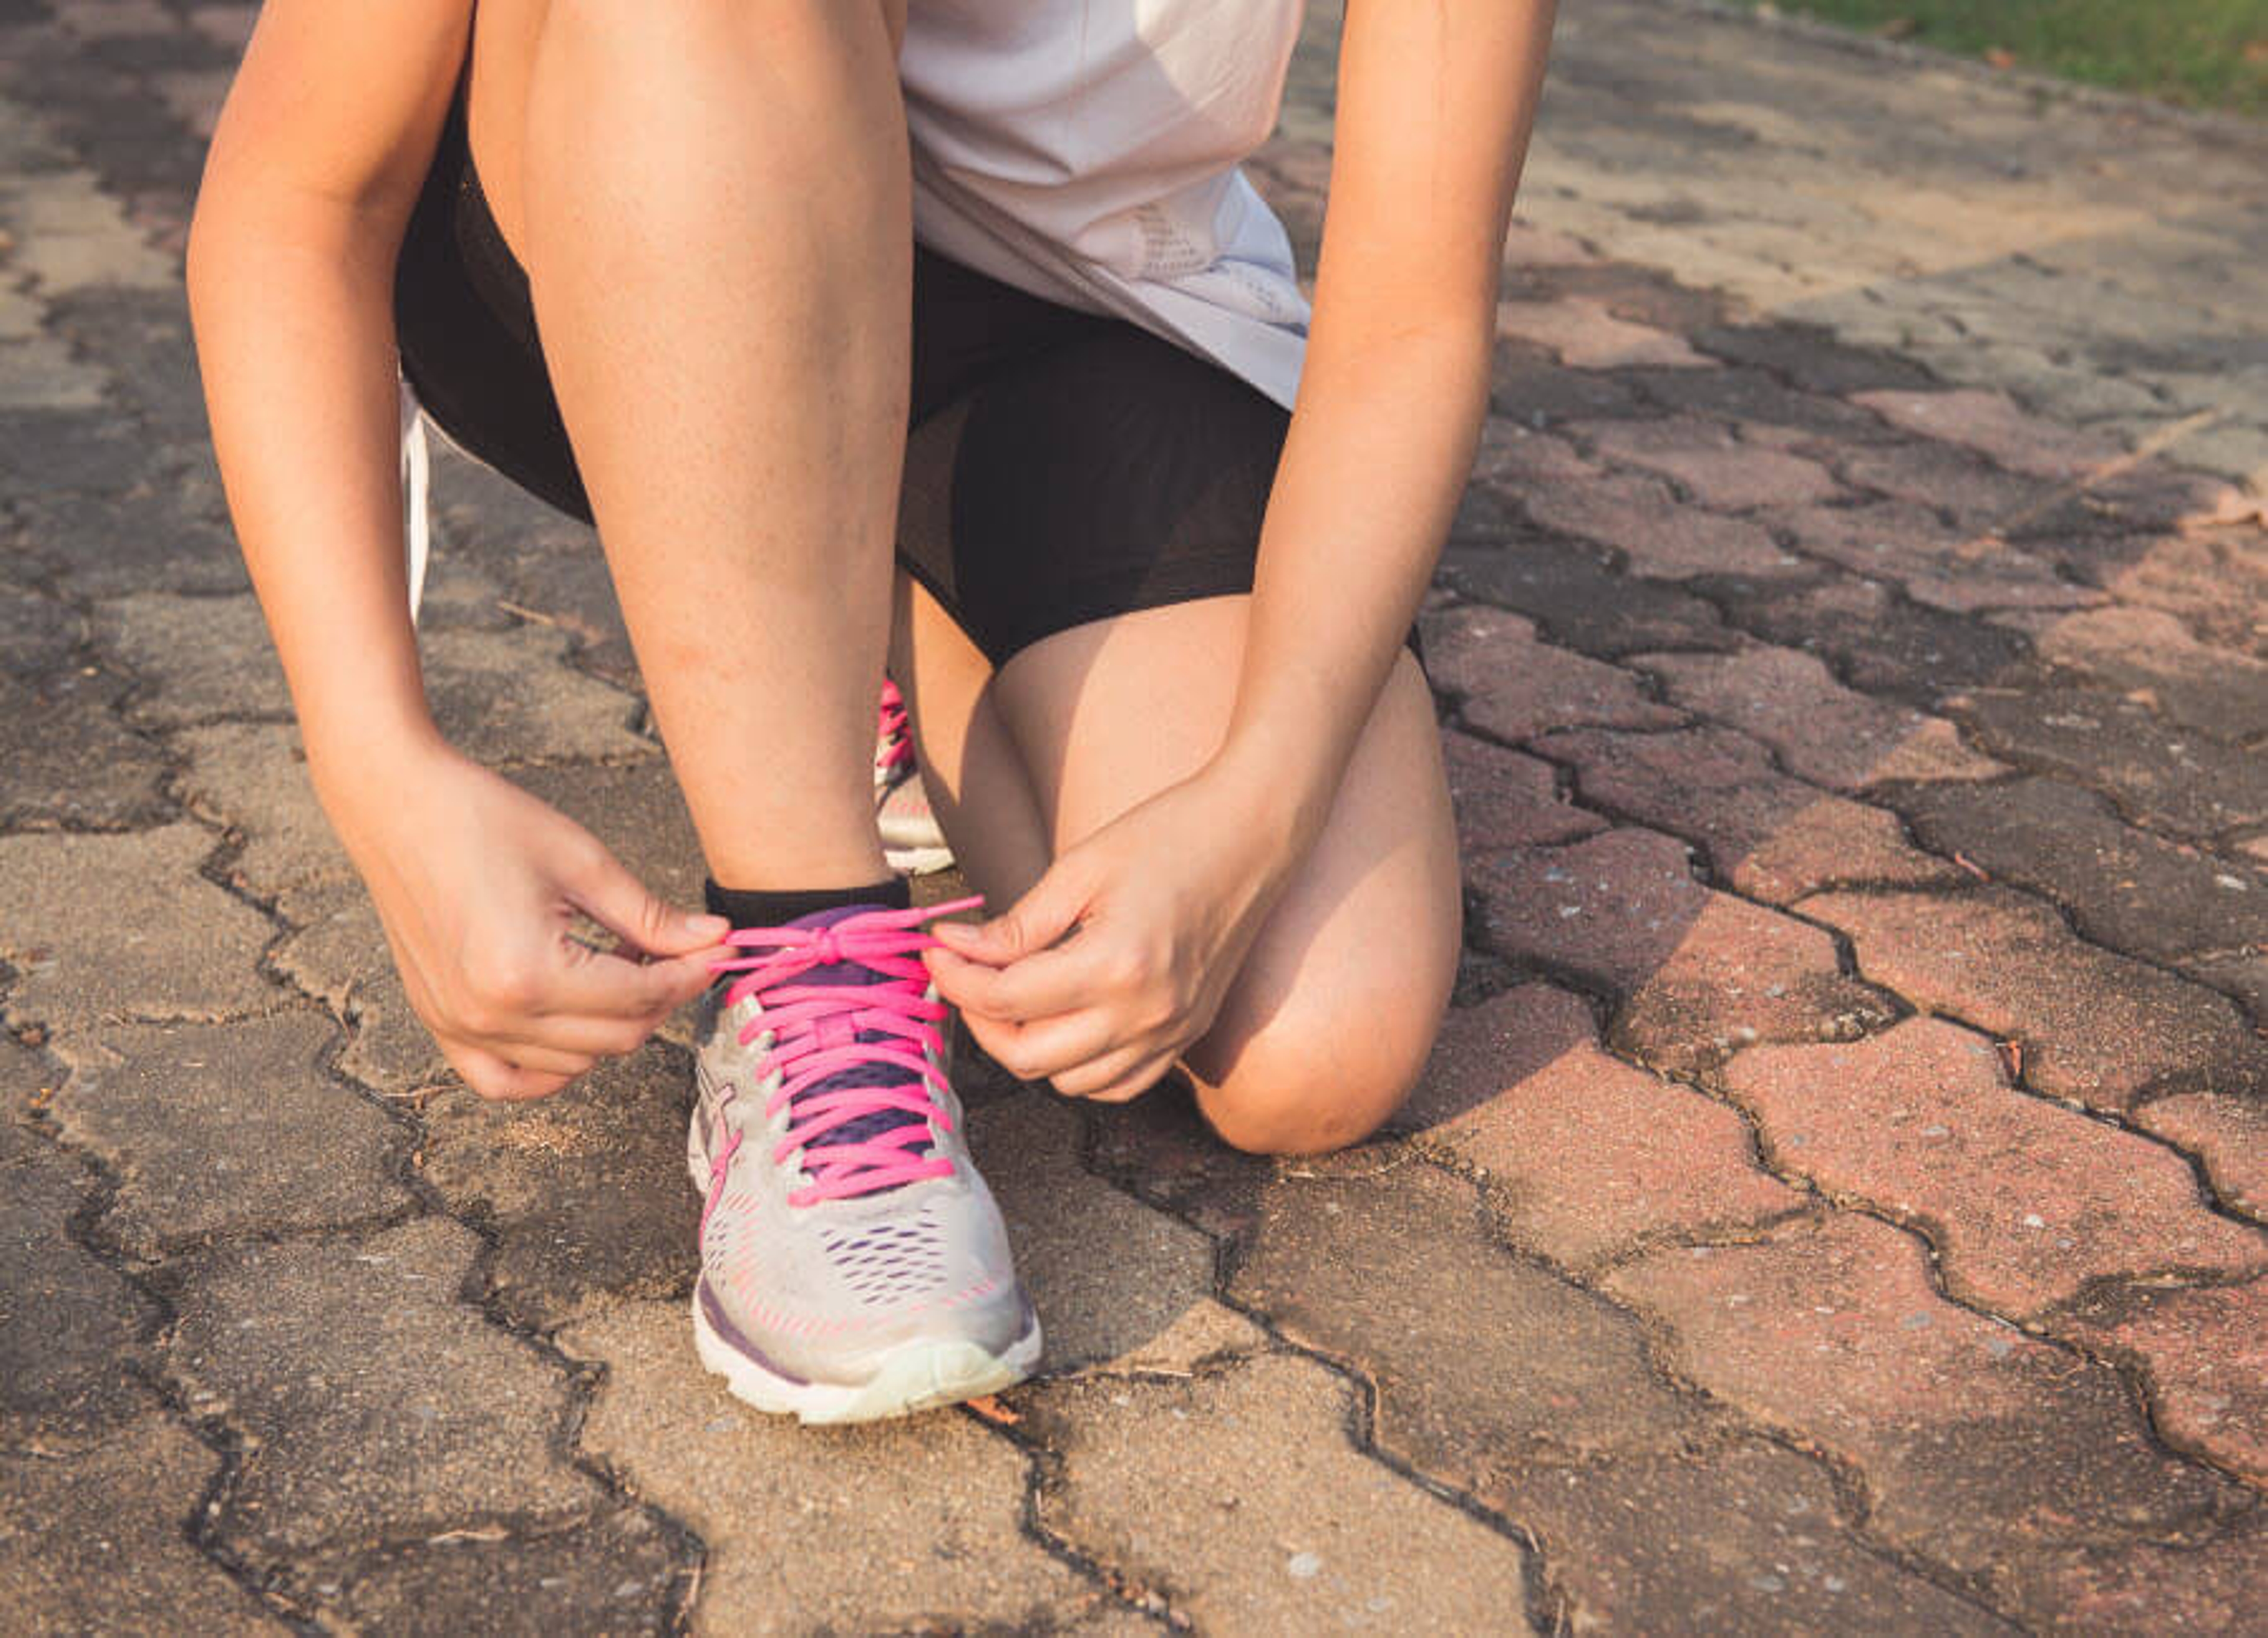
[393, 82, 1314, 669]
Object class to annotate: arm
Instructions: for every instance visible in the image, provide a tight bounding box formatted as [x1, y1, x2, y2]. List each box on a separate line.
[1216, 0, 1559, 847]
[190, 0, 724, 1099]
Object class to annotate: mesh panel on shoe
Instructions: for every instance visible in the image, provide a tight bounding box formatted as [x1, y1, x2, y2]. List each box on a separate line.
[822, 1203, 950, 1305]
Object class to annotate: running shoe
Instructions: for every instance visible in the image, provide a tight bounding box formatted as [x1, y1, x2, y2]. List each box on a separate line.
[688, 898, 1040, 1422]
[875, 679, 954, 875]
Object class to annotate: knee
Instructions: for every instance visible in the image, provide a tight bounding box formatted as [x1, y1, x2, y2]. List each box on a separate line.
[1188, 1009, 1438, 1158]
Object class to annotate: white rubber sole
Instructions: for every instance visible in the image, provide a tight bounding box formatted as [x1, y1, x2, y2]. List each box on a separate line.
[692, 1285, 1042, 1425]
[883, 841, 956, 877]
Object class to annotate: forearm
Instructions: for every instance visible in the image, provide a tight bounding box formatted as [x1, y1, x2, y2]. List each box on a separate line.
[188, 201, 441, 813]
[1213, 315, 1490, 846]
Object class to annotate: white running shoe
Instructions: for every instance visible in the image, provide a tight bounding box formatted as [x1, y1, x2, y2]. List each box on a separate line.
[875, 679, 954, 876]
[688, 898, 1039, 1422]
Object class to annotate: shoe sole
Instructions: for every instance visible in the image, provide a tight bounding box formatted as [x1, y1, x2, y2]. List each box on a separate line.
[882, 839, 956, 877]
[692, 1283, 1042, 1425]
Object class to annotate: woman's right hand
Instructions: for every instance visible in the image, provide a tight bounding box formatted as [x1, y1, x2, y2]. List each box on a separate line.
[320, 737, 729, 1100]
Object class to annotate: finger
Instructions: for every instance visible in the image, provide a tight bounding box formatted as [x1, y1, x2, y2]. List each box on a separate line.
[977, 1005, 1126, 1085]
[927, 938, 1111, 1025]
[443, 1039, 580, 1102]
[928, 857, 1091, 966]
[540, 945, 720, 1022]
[1078, 1050, 1181, 1105]
[491, 1009, 659, 1061]
[1047, 1039, 1158, 1099]
[564, 841, 731, 958]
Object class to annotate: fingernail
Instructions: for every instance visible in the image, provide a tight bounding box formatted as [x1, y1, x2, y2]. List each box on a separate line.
[691, 914, 730, 938]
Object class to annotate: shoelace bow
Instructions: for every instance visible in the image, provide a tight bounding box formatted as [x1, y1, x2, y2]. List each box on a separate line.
[706, 897, 982, 1210]
[875, 679, 914, 776]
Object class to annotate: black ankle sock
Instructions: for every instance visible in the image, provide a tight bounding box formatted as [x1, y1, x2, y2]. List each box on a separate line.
[702, 875, 911, 932]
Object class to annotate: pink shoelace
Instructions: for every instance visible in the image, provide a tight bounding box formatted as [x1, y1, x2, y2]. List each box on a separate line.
[875, 679, 914, 776]
[706, 897, 982, 1211]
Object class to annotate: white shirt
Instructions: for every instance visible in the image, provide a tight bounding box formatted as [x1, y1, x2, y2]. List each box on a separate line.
[900, 0, 1313, 410]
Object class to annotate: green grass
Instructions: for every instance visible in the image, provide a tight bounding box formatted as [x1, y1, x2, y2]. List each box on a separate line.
[1751, 0, 2268, 116]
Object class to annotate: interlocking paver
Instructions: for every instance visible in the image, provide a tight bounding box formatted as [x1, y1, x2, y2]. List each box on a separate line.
[0, 823, 275, 1030]
[174, 719, 350, 897]
[0, 1412, 281, 1632]
[1723, 1020, 2267, 1318]
[1535, 723, 1961, 904]
[1523, 471, 1798, 579]
[1572, 415, 1843, 511]
[2029, 605, 2268, 743]
[268, 879, 450, 1095]
[21, 480, 246, 599]
[1834, 441, 2053, 532]
[563, 1298, 1091, 1636]
[1423, 604, 1684, 742]
[1472, 827, 1894, 1072]
[1494, 294, 1707, 369]
[1641, 644, 2006, 790]
[2135, 1092, 2268, 1222]
[1853, 389, 2130, 481]
[1771, 499, 2103, 614]
[50, 1012, 409, 1259]
[1436, 539, 1740, 659]
[1720, 573, 2032, 703]
[2067, 1278, 2268, 1490]
[1894, 776, 2264, 962]
[0, 670, 171, 829]
[1607, 1214, 2249, 1615]
[168, 1216, 601, 1561]
[1799, 886, 2266, 1112]
[1441, 729, 1604, 851]
[1020, 1349, 1543, 1633]
[1406, 984, 1801, 1266]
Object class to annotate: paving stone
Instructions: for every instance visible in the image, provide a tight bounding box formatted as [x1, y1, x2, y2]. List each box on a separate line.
[1853, 389, 2130, 481]
[1797, 887, 2266, 1113]
[1436, 540, 1740, 658]
[419, 1040, 698, 1332]
[0, 823, 274, 1030]
[1084, 1080, 1275, 1248]
[1719, 573, 2031, 703]
[0, 406, 168, 500]
[41, 284, 207, 445]
[1772, 499, 2103, 613]
[1536, 724, 1961, 904]
[1641, 645, 2006, 790]
[270, 881, 449, 1096]
[19, 477, 246, 600]
[2065, 1279, 2268, 1490]
[424, 623, 653, 764]
[1488, 357, 1650, 426]
[2030, 605, 2268, 743]
[1422, 604, 1683, 743]
[0, 670, 171, 829]
[50, 1012, 409, 1259]
[1837, 441, 2054, 532]
[1572, 415, 1842, 511]
[970, 1089, 1214, 1373]
[0, 578, 83, 679]
[1441, 730, 1603, 851]
[95, 591, 288, 724]
[2075, 526, 2268, 661]
[0, 1116, 157, 1448]
[1625, 364, 1901, 445]
[1472, 828, 1894, 1073]
[287, 1509, 687, 1634]
[1468, 416, 1602, 497]
[168, 1216, 601, 1559]
[1523, 471, 1798, 579]
[0, 1412, 279, 1632]
[1606, 1214, 2247, 1591]
[174, 719, 350, 897]
[503, 757, 707, 916]
[1893, 776, 2264, 962]
[1996, 1516, 2268, 1637]
[1723, 1020, 2267, 1320]
[1403, 984, 1800, 1267]
[1021, 1349, 1542, 1633]
[1508, 1440, 2012, 1636]
[0, 335, 105, 409]
[1949, 685, 2268, 840]
[562, 1298, 1091, 1635]
[1689, 321, 1938, 396]
[2135, 1093, 2268, 1222]
[1494, 295, 1707, 369]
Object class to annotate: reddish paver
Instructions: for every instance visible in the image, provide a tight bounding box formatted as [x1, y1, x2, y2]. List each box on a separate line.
[1572, 415, 1843, 510]
[1640, 645, 2006, 790]
[1835, 441, 2050, 530]
[2136, 1092, 2268, 1222]
[1722, 1018, 2267, 1318]
[2067, 1278, 2268, 1489]
[1606, 1214, 2247, 1597]
[1405, 984, 1802, 1268]
[1772, 499, 2103, 613]
[1441, 730, 1604, 851]
[1422, 604, 1684, 742]
[1469, 416, 1602, 495]
[1521, 471, 1796, 579]
[1853, 389, 2129, 481]
[1797, 887, 2266, 1113]
[1534, 723, 1960, 904]
[1997, 1519, 2268, 1637]
[2031, 604, 2268, 742]
[1494, 295, 1709, 369]
[1471, 828, 1894, 1073]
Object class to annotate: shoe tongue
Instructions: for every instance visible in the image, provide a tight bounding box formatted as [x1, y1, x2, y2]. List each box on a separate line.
[781, 904, 933, 1179]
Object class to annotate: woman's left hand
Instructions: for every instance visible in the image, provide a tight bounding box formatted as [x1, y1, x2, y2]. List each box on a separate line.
[924, 766, 1299, 1103]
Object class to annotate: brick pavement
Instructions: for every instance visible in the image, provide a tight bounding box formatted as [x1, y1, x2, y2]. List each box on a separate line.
[2, 0, 2263, 1630]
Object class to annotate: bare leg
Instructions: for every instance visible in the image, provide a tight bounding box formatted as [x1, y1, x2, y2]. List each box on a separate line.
[899, 584, 1463, 1154]
[494, 0, 910, 890]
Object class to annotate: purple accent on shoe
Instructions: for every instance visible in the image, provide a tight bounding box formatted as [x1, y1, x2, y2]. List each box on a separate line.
[776, 903, 937, 1167]
[699, 1277, 811, 1386]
